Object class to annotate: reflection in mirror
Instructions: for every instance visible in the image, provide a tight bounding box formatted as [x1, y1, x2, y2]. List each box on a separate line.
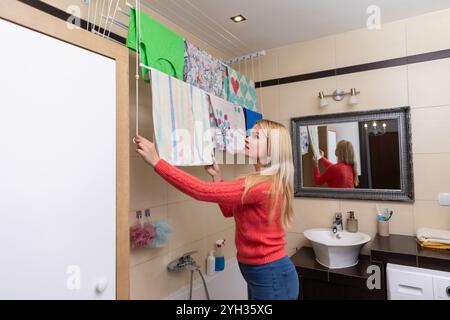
[300, 119, 400, 190]
[291, 107, 413, 202]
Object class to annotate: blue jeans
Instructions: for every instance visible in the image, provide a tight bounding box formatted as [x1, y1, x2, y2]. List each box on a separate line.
[238, 256, 299, 300]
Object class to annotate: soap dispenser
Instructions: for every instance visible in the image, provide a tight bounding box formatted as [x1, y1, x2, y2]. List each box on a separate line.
[346, 211, 358, 233]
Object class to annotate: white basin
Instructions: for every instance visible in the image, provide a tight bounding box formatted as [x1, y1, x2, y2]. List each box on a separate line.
[304, 228, 371, 269]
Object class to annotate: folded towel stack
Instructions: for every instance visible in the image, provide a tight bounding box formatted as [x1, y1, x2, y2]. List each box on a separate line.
[416, 228, 450, 250]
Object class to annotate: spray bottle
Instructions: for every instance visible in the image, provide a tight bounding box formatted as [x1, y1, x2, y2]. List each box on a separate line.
[214, 239, 225, 271]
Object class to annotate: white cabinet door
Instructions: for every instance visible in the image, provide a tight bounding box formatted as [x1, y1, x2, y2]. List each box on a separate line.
[0, 18, 116, 299]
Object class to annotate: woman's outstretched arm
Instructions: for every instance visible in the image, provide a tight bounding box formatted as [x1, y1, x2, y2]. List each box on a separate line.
[135, 134, 269, 207]
[154, 159, 269, 206]
[313, 163, 335, 186]
[319, 156, 333, 168]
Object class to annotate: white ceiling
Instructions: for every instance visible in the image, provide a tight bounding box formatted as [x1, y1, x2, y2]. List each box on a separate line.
[142, 0, 450, 58]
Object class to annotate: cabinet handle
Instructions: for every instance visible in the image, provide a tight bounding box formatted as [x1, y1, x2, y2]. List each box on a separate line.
[446, 286, 450, 297]
[96, 279, 108, 294]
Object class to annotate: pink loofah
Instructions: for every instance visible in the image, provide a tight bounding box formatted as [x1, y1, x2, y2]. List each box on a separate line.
[130, 221, 156, 249]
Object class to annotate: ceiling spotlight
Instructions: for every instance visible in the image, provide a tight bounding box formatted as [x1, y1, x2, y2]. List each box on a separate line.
[230, 14, 247, 23]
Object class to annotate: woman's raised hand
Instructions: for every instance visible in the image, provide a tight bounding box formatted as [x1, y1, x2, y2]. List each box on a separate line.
[134, 135, 160, 167]
[204, 156, 222, 181]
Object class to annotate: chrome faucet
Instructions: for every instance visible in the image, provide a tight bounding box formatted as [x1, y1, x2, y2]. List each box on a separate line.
[332, 212, 343, 234]
[167, 250, 199, 272]
[167, 251, 210, 300]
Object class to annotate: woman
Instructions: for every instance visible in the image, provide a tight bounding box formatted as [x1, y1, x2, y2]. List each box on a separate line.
[313, 139, 359, 188]
[134, 119, 299, 300]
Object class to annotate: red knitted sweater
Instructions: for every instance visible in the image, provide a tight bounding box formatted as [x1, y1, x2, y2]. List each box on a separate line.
[154, 159, 287, 265]
[313, 157, 355, 188]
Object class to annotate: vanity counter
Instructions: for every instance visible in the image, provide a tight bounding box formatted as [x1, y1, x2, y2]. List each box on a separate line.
[370, 234, 450, 272]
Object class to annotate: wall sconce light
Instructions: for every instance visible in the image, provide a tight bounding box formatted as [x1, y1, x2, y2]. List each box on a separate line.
[349, 88, 358, 105]
[317, 88, 360, 107]
[318, 91, 328, 108]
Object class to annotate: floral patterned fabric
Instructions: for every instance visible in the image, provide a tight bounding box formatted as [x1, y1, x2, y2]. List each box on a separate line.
[209, 94, 246, 154]
[300, 126, 309, 155]
[183, 40, 225, 98]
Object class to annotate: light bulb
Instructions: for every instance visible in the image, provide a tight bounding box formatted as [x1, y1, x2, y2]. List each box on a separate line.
[348, 88, 358, 105]
[318, 92, 328, 108]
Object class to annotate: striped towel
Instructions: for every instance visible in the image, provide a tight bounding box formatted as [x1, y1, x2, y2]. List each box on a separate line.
[151, 68, 214, 166]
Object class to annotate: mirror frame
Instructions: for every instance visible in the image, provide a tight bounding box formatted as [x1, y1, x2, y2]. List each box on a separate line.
[291, 107, 414, 202]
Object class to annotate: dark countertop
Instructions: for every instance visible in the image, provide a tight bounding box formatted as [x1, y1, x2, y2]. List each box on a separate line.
[370, 234, 450, 272]
[290, 246, 374, 289]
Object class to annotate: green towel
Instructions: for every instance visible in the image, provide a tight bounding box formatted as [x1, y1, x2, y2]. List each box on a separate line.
[126, 8, 185, 82]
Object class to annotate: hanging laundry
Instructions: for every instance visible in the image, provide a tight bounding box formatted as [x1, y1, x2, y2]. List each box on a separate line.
[307, 125, 321, 160]
[225, 67, 259, 112]
[183, 40, 226, 98]
[300, 126, 309, 155]
[209, 94, 246, 154]
[127, 8, 185, 81]
[151, 68, 214, 166]
[243, 108, 263, 136]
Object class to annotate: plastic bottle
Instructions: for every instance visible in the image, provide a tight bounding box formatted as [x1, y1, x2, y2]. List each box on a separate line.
[215, 240, 225, 271]
[206, 250, 216, 276]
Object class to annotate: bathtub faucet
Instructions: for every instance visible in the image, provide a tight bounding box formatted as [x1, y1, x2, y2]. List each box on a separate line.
[167, 251, 210, 300]
[167, 250, 199, 272]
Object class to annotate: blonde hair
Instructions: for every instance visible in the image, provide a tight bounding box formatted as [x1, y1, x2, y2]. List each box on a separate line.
[240, 119, 294, 228]
[335, 140, 359, 186]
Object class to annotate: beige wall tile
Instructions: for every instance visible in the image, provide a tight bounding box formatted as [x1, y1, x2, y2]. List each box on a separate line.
[130, 253, 173, 300]
[411, 105, 450, 154]
[167, 200, 209, 251]
[130, 156, 167, 210]
[335, 65, 408, 111]
[254, 49, 279, 82]
[414, 153, 450, 201]
[408, 58, 450, 108]
[129, 205, 170, 267]
[288, 198, 340, 233]
[285, 232, 307, 257]
[406, 8, 450, 56]
[278, 76, 338, 120]
[277, 35, 336, 77]
[258, 85, 280, 121]
[234, 164, 255, 177]
[413, 200, 450, 230]
[336, 20, 406, 68]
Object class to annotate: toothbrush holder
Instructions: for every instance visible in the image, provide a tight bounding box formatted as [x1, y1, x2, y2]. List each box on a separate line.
[377, 219, 390, 237]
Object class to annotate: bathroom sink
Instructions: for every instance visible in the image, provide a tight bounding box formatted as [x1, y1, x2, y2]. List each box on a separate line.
[303, 228, 371, 269]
